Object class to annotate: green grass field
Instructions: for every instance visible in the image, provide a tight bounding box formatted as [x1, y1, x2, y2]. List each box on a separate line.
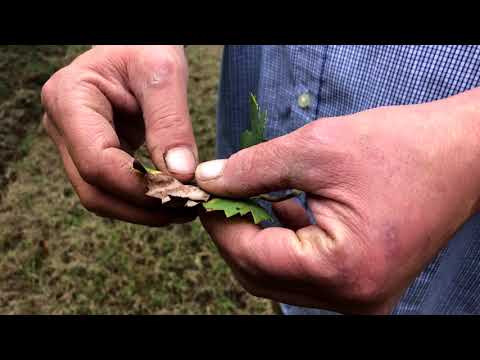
[0, 45, 274, 314]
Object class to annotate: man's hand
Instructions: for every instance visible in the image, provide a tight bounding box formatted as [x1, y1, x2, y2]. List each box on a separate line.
[196, 88, 480, 314]
[42, 45, 198, 226]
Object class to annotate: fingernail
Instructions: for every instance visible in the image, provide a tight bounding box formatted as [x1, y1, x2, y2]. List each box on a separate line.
[196, 159, 226, 180]
[165, 147, 196, 174]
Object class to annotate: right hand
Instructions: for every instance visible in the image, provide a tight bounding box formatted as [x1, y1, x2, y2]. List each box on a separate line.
[41, 45, 198, 226]
[195, 89, 480, 314]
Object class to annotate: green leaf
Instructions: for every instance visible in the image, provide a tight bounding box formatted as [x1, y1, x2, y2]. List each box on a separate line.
[203, 197, 272, 224]
[240, 93, 267, 149]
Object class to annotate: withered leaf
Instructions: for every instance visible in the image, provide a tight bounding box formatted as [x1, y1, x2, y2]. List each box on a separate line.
[144, 170, 210, 208]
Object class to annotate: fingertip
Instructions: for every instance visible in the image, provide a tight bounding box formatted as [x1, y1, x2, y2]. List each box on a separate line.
[150, 145, 197, 183]
[165, 146, 197, 173]
[195, 159, 226, 182]
[195, 159, 228, 195]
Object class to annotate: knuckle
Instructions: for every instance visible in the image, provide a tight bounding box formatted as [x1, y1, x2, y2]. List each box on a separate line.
[150, 111, 186, 132]
[157, 53, 181, 76]
[147, 113, 190, 155]
[265, 143, 292, 187]
[140, 48, 187, 89]
[41, 66, 69, 109]
[230, 143, 291, 193]
[157, 47, 187, 74]
[41, 77, 57, 109]
[228, 149, 256, 187]
[302, 119, 333, 145]
[228, 149, 266, 195]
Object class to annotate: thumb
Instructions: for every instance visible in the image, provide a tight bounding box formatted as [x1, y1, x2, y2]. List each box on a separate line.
[195, 131, 309, 198]
[129, 45, 197, 182]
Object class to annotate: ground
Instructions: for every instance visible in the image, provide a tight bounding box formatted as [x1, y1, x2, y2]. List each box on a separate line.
[0, 45, 274, 314]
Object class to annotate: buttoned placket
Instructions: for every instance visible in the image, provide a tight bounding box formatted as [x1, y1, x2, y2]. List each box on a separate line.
[289, 46, 328, 126]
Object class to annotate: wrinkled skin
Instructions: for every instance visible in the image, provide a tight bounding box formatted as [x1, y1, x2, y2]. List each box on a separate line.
[41, 45, 480, 314]
[41, 45, 199, 226]
[196, 88, 480, 314]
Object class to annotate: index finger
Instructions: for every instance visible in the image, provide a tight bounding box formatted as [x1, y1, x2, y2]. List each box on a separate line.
[199, 212, 351, 310]
[199, 212, 313, 283]
[42, 73, 158, 208]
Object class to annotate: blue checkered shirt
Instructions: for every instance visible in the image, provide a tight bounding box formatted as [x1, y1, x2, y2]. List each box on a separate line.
[216, 45, 480, 315]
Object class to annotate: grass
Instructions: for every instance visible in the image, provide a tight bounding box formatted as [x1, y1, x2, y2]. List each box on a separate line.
[0, 45, 274, 314]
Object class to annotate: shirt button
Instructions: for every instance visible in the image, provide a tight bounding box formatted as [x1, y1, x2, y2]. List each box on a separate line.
[297, 92, 311, 109]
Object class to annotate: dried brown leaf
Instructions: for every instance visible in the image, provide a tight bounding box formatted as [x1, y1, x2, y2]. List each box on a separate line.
[145, 171, 210, 208]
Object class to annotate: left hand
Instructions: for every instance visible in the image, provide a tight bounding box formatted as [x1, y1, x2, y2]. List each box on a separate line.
[195, 88, 480, 314]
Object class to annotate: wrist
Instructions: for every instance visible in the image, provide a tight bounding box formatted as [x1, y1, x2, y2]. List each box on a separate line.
[438, 87, 480, 214]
